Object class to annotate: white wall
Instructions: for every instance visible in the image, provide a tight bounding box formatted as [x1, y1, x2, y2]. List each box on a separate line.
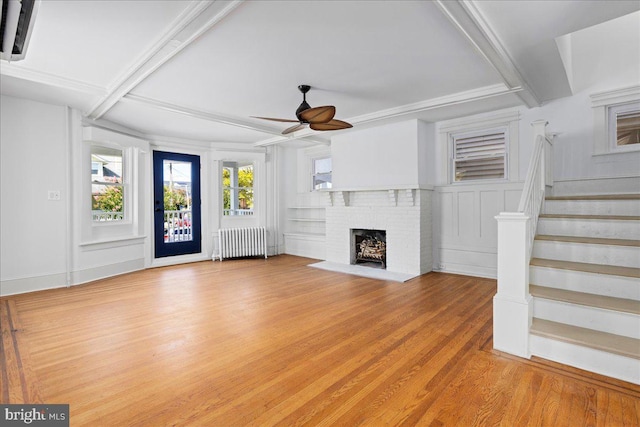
[332, 119, 432, 189]
[521, 89, 640, 181]
[1, 95, 69, 293]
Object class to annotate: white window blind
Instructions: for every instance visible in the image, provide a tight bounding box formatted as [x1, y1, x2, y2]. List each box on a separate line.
[453, 129, 507, 182]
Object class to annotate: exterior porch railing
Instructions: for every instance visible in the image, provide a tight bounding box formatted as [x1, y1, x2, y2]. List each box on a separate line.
[92, 211, 124, 221]
[223, 208, 254, 216]
[165, 209, 192, 242]
[494, 120, 553, 358]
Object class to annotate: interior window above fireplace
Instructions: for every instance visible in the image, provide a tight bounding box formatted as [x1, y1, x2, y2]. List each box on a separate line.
[312, 157, 332, 190]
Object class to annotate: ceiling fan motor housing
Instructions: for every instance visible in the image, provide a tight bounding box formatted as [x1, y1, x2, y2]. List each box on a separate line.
[295, 85, 312, 121]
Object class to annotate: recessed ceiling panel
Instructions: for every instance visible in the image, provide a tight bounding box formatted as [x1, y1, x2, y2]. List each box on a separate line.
[131, 1, 503, 121]
[475, 0, 640, 101]
[13, 0, 192, 88]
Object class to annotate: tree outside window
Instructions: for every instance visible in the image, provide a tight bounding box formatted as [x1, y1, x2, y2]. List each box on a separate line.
[91, 146, 124, 221]
[223, 162, 254, 216]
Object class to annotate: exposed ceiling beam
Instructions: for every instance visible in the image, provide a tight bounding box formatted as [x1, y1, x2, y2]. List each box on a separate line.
[121, 94, 329, 145]
[253, 83, 521, 147]
[87, 0, 244, 120]
[0, 62, 106, 95]
[434, 0, 540, 108]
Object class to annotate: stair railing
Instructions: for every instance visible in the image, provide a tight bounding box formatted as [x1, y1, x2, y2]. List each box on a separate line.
[493, 120, 553, 358]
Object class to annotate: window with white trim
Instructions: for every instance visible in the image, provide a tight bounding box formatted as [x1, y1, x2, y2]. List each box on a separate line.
[591, 86, 640, 155]
[608, 102, 640, 151]
[222, 161, 254, 216]
[312, 157, 332, 190]
[91, 145, 125, 222]
[452, 128, 507, 182]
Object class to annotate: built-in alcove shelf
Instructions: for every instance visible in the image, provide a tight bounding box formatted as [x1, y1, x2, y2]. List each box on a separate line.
[287, 206, 326, 223]
[284, 206, 327, 259]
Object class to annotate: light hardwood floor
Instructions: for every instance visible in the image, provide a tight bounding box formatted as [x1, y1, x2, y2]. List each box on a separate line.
[2, 255, 639, 426]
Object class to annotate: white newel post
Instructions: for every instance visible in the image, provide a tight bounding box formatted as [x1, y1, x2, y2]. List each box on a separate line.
[493, 119, 550, 358]
[493, 213, 531, 357]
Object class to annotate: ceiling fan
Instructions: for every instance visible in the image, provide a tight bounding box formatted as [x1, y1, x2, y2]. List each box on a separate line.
[253, 85, 353, 135]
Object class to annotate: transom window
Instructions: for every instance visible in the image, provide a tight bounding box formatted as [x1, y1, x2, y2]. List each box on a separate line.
[452, 128, 507, 182]
[91, 146, 124, 221]
[312, 157, 332, 190]
[222, 161, 254, 216]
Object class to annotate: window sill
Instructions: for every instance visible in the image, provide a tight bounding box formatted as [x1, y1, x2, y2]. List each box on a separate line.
[80, 235, 146, 251]
[592, 148, 640, 157]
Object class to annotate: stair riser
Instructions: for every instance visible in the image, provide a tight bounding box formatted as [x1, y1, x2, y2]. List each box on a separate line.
[530, 335, 640, 384]
[532, 241, 640, 268]
[544, 200, 640, 216]
[537, 218, 640, 240]
[533, 298, 640, 339]
[530, 266, 640, 300]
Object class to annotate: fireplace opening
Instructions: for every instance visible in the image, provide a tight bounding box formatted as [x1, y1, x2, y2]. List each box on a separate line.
[351, 229, 386, 269]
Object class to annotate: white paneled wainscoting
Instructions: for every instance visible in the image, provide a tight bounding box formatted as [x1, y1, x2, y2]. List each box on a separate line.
[432, 182, 523, 278]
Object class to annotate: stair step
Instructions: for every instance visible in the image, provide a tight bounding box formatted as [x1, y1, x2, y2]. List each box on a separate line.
[532, 239, 640, 268]
[535, 235, 640, 246]
[530, 258, 640, 278]
[543, 198, 640, 216]
[539, 214, 640, 220]
[529, 265, 639, 300]
[546, 194, 640, 201]
[530, 318, 640, 360]
[530, 285, 640, 315]
[537, 216, 640, 240]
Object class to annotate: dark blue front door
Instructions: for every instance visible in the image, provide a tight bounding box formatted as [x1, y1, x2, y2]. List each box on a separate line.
[153, 151, 201, 258]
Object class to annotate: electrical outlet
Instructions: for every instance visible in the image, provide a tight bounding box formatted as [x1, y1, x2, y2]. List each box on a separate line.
[438, 264, 445, 270]
[48, 190, 61, 201]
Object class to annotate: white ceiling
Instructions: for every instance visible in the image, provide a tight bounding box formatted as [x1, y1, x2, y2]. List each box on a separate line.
[1, 0, 638, 146]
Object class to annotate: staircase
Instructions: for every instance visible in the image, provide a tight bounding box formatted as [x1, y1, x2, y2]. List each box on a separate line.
[528, 193, 640, 383]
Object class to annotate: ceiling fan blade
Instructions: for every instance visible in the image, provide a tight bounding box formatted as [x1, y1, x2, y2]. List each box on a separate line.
[251, 116, 300, 123]
[282, 123, 307, 135]
[298, 106, 336, 124]
[309, 119, 353, 131]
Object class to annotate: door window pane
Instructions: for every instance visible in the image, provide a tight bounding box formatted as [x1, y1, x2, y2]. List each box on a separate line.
[163, 160, 193, 242]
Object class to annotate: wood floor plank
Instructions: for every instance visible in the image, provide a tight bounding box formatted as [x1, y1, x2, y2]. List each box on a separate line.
[2, 255, 639, 425]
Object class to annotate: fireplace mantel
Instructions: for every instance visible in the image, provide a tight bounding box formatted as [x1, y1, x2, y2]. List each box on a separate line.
[321, 185, 433, 207]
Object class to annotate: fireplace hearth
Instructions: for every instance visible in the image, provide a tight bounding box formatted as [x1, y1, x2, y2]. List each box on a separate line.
[351, 229, 386, 269]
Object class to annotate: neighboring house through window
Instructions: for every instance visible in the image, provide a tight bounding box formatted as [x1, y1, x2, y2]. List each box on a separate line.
[91, 145, 124, 221]
[312, 157, 332, 190]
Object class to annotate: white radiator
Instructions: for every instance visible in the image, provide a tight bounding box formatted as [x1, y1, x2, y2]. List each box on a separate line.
[218, 227, 267, 261]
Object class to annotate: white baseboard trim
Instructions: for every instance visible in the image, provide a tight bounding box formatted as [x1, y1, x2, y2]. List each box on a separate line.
[435, 263, 497, 279]
[151, 253, 210, 268]
[0, 258, 146, 296]
[0, 273, 68, 297]
[71, 258, 146, 286]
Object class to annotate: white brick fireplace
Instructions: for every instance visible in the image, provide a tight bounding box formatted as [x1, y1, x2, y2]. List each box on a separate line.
[325, 186, 433, 276]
